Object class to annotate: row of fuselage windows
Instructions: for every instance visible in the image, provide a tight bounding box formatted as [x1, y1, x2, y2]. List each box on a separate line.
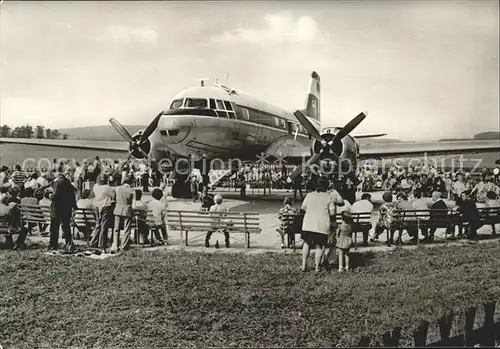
[169, 97, 308, 135]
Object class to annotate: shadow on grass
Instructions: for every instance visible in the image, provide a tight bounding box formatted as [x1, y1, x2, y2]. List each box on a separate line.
[349, 251, 376, 269]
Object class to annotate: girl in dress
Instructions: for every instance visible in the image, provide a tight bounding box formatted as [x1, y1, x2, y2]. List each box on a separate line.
[336, 210, 354, 272]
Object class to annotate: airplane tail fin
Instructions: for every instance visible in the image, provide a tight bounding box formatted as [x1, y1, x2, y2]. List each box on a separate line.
[299, 71, 320, 122]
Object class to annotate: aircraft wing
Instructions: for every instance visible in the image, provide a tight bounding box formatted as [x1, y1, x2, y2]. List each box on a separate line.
[0, 137, 129, 152]
[358, 140, 500, 159]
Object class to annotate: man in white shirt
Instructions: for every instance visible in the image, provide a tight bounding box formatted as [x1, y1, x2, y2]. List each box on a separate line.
[453, 173, 467, 199]
[147, 188, 168, 245]
[318, 180, 345, 268]
[39, 190, 52, 207]
[351, 193, 374, 245]
[205, 194, 230, 248]
[412, 190, 430, 241]
[37, 172, 49, 189]
[352, 193, 374, 213]
[90, 174, 115, 251]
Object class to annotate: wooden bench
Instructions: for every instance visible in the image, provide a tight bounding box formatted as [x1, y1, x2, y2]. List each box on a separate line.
[131, 209, 166, 246]
[72, 208, 98, 242]
[19, 204, 51, 234]
[279, 212, 373, 250]
[348, 212, 373, 248]
[166, 210, 261, 248]
[389, 207, 500, 243]
[477, 207, 500, 233]
[0, 215, 8, 236]
[391, 209, 461, 244]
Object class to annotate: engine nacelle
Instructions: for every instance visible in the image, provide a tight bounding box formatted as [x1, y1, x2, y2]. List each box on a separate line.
[312, 133, 344, 159]
[129, 130, 151, 159]
[311, 133, 358, 174]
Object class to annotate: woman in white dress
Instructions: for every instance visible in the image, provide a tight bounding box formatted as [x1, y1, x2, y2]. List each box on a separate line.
[300, 176, 342, 272]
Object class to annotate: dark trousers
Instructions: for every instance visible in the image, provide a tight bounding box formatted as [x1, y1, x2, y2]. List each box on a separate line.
[136, 221, 150, 244]
[293, 188, 303, 200]
[6, 228, 28, 248]
[90, 206, 112, 249]
[461, 221, 480, 238]
[142, 173, 149, 193]
[49, 213, 72, 249]
[205, 229, 230, 248]
[263, 182, 271, 195]
[151, 224, 167, 243]
[427, 226, 454, 238]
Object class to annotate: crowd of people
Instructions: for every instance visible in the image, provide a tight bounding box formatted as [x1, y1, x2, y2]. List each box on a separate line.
[276, 166, 500, 273]
[357, 163, 500, 198]
[0, 158, 169, 253]
[1, 158, 499, 265]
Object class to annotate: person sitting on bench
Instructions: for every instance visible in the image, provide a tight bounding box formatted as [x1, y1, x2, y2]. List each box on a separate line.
[456, 190, 480, 239]
[0, 196, 28, 250]
[205, 194, 230, 248]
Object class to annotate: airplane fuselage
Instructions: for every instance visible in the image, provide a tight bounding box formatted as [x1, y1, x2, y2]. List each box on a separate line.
[144, 84, 358, 169]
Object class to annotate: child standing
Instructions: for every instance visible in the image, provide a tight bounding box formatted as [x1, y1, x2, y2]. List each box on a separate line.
[278, 197, 297, 249]
[336, 210, 354, 272]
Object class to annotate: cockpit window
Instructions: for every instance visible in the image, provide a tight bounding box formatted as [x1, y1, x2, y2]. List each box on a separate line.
[209, 98, 216, 109]
[223, 101, 233, 111]
[185, 98, 208, 108]
[216, 100, 225, 110]
[169, 99, 184, 109]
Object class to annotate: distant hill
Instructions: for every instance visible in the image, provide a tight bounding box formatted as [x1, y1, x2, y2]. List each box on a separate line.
[438, 138, 471, 142]
[59, 125, 145, 141]
[474, 132, 499, 140]
[437, 131, 499, 142]
[357, 138, 401, 143]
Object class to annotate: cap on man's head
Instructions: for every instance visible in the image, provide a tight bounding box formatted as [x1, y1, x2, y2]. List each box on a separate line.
[382, 191, 393, 202]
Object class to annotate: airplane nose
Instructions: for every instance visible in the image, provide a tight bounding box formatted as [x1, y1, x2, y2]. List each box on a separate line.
[158, 116, 191, 144]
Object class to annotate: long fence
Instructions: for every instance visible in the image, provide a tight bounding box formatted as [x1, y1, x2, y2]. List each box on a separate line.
[356, 300, 500, 347]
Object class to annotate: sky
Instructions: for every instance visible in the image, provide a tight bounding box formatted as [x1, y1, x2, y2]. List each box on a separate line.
[1, 0, 499, 141]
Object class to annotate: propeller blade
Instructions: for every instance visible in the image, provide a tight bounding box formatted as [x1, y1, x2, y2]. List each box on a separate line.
[288, 153, 321, 180]
[330, 112, 366, 143]
[109, 118, 134, 143]
[293, 110, 321, 141]
[293, 125, 299, 142]
[139, 111, 163, 145]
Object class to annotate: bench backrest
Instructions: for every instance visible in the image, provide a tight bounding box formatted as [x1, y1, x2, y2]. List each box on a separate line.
[73, 208, 97, 227]
[132, 209, 157, 227]
[19, 204, 51, 224]
[280, 212, 372, 224]
[391, 209, 460, 229]
[478, 206, 500, 217]
[0, 215, 8, 234]
[167, 210, 260, 233]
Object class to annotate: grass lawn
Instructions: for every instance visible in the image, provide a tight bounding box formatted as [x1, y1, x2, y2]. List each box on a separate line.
[1, 243, 500, 348]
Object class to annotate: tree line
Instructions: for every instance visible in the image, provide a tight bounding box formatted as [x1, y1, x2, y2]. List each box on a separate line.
[0, 125, 68, 140]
